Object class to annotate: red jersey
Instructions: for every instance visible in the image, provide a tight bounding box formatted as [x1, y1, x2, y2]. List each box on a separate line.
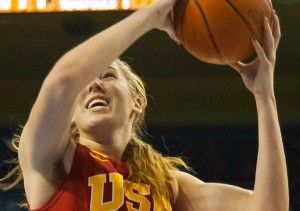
[29, 143, 171, 211]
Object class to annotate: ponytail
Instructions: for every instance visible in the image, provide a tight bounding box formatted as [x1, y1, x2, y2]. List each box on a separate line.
[123, 137, 191, 209]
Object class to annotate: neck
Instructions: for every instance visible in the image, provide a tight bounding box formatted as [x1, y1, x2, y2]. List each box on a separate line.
[78, 127, 131, 162]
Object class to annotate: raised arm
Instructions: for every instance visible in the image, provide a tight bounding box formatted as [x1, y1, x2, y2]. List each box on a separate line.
[173, 12, 288, 211]
[232, 13, 289, 210]
[18, 0, 177, 206]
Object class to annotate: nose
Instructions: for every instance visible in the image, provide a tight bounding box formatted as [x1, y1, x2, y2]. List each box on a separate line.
[88, 80, 105, 94]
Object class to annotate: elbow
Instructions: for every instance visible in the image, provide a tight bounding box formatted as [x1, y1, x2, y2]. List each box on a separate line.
[47, 71, 72, 89]
[249, 193, 289, 211]
[275, 191, 290, 211]
[277, 199, 289, 211]
[268, 204, 289, 211]
[41, 59, 88, 103]
[253, 201, 289, 211]
[45, 61, 80, 92]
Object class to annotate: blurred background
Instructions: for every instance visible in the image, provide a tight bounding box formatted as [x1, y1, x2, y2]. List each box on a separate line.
[0, 0, 299, 210]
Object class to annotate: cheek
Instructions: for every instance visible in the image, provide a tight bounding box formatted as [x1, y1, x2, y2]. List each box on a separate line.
[113, 85, 133, 111]
[72, 106, 82, 126]
[76, 89, 87, 103]
[73, 96, 86, 122]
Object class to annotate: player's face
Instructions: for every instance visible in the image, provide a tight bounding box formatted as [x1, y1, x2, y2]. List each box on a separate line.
[73, 67, 137, 138]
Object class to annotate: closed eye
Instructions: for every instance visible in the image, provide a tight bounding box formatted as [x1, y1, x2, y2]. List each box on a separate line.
[102, 72, 117, 79]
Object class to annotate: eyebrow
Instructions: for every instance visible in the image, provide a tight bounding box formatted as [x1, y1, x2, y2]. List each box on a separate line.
[100, 68, 117, 75]
[108, 68, 118, 73]
[99, 68, 124, 80]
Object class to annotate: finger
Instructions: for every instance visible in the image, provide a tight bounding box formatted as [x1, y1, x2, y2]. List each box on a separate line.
[228, 61, 249, 74]
[228, 62, 242, 73]
[166, 28, 180, 43]
[252, 37, 268, 62]
[263, 17, 274, 60]
[164, 14, 180, 43]
[271, 19, 274, 33]
[272, 12, 281, 50]
[241, 55, 259, 67]
[267, 0, 273, 9]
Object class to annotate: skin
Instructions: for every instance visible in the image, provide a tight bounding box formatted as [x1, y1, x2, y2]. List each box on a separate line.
[172, 14, 288, 211]
[18, 0, 288, 210]
[73, 66, 142, 161]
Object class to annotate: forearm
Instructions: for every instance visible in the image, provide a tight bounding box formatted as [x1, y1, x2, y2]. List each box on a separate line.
[251, 94, 289, 210]
[50, 6, 157, 93]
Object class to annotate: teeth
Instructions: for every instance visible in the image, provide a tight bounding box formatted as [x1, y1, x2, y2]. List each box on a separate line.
[88, 99, 108, 109]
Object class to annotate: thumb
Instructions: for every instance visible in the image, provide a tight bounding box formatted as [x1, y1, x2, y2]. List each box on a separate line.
[160, 14, 180, 43]
[228, 62, 243, 73]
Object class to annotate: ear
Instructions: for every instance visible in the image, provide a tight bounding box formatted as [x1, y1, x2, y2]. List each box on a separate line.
[132, 95, 143, 114]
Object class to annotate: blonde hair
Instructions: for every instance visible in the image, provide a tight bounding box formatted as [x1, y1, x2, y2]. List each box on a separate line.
[1, 59, 191, 209]
[0, 133, 23, 191]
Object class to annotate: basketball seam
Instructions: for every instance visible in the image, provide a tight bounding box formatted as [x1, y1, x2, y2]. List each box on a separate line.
[224, 0, 254, 36]
[192, 0, 223, 62]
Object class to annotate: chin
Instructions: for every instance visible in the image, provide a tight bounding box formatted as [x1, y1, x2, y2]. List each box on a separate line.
[87, 115, 115, 128]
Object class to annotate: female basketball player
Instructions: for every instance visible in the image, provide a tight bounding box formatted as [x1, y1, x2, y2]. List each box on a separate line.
[1, 0, 288, 210]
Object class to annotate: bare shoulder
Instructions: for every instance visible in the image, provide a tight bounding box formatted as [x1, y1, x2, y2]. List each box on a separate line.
[169, 170, 205, 210]
[169, 170, 253, 211]
[170, 170, 204, 198]
[170, 170, 204, 184]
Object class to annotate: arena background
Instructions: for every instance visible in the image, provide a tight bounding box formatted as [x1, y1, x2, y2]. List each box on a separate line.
[0, 1, 299, 210]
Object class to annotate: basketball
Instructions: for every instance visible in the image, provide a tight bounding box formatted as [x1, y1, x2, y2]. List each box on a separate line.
[173, 0, 273, 65]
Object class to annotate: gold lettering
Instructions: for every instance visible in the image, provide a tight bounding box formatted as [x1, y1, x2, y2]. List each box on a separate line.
[125, 181, 151, 211]
[89, 173, 171, 211]
[88, 173, 124, 211]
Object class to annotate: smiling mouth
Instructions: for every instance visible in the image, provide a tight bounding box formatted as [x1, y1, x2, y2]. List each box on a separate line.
[87, 98, 109, 109]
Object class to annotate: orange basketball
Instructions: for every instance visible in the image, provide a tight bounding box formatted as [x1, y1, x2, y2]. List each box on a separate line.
[173, 0, 273, 65]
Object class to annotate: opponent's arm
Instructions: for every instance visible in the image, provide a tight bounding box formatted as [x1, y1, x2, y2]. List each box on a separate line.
[173, 12, 288, 211]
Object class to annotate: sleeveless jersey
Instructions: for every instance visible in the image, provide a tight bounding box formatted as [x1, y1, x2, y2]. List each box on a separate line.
[29, 143, 172, 211]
